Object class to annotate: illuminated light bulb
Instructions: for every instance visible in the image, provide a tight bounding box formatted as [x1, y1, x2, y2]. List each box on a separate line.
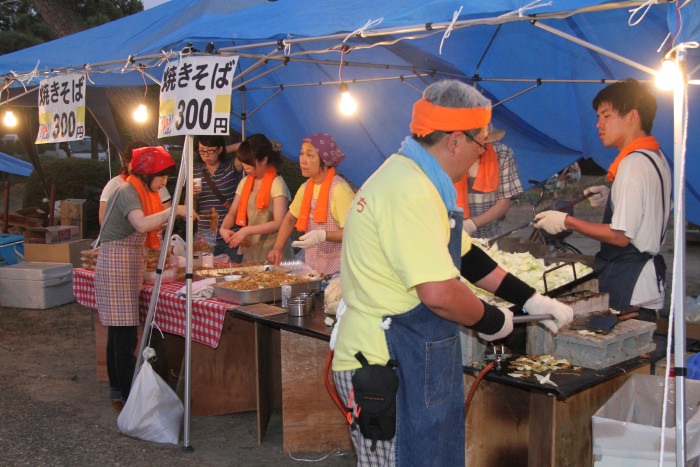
[655, 58, 682, 91]
[133, 104, 148, 123]
[339, 83, 357, 115]
[4, 110, 17, 127]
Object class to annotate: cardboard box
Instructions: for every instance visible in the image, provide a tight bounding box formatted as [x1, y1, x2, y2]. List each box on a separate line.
[24, 225, 80, 244]
[23, 239, 94, 268]
[60, 199, 87, 238]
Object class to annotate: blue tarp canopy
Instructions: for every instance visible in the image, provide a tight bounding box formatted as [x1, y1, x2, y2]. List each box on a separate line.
[0, 151, 33, 176]
[0, 0, 698, 222]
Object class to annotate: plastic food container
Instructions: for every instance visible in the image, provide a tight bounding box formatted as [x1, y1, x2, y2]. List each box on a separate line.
[143, 268, 177, 284]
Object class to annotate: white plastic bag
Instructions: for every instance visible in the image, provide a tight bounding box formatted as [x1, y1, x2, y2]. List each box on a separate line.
[592, 374, 700, 466]
[117, 348, 183, 445]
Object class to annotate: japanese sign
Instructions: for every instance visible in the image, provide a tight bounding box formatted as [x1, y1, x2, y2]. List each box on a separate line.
[158, 55, 238, 137]
[36, 73, 86, 144]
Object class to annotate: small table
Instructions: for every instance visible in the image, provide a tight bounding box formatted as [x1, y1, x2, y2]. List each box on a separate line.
[73, 268, 259, 416]
[463, 347, 663, 466]
[230, 301, 353, 452]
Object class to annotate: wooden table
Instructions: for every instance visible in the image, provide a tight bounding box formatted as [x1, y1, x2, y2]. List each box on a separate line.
[230, 300, 353, 452]
[464, 350, 662, 467]
[74, 269, 260, 417]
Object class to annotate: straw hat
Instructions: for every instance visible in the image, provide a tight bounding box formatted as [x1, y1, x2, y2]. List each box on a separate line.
[485, 123, 505, 143]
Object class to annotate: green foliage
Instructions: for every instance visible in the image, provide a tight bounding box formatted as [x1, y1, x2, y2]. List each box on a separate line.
[277, 155, 305, 196]
[0, 0, 144, 55]
[23, 158, 111, 208]
[0, 30, 43, 54]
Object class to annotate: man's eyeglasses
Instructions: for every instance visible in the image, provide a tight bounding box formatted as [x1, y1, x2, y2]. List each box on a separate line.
[462, 132, 488, 152]
[198, 147, 219, 156]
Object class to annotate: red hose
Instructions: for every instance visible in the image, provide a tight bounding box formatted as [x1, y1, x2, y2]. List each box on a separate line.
[324, 349, 350, 421]
[465, 361, 495, 417]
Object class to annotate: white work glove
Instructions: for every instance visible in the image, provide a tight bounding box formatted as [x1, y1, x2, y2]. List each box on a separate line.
[477, 308, 514, 342]
[329, 298, 347, 350]
[533, 210, 568, 235]
[583, 185, 611, 208]
[291, 230, 326, 249]
[523, 293, 573, 334]
[462, 218, 478, 236]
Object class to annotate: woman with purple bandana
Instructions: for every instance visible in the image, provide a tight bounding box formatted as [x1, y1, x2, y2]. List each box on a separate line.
[268, 133, 355, 275]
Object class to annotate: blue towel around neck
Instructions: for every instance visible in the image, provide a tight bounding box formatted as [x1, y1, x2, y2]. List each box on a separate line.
[397, 136, 460, 213]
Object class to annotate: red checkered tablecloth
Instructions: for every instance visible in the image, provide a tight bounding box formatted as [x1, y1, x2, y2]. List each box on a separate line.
[73, 268, 232, 348]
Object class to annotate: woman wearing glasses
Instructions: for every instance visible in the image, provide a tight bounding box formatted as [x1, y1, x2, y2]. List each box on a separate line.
[219, 134, 294, 263]
[193, 135, 244, 262]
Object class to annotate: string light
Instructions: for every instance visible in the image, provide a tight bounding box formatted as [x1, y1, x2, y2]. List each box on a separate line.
[133, 104, 148, 123]
[3, 110, 17, 127]
[655, 57, 682, 91]
[338, 83, 357, 115]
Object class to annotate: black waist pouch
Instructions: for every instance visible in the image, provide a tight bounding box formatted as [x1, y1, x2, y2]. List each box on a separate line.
[351, 351, 399, 451]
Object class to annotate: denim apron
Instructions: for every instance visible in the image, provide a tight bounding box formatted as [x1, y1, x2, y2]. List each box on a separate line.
[594, 152, 667, 308]
[384, 209, 465, 466]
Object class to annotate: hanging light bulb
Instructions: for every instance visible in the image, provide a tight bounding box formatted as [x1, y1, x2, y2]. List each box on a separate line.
[3, 110, 17, 127]
[339, 83, 357, 115]
[655, 57, 682, 91]
[133, 104, 148, 123]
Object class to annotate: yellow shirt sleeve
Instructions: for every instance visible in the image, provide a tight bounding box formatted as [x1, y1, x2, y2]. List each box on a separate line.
[288, 182, 306, 218]
[331, 181, 355, 228]
[271, 175, 291, 201]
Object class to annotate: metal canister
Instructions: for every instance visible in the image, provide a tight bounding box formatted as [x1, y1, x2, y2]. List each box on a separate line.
[287, 297, 308, 317]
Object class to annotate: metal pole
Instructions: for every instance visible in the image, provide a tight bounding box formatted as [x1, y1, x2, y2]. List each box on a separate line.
[183, 135, 195, 452]
[672, 52, 688, 467]
[133, 148, 186, 375]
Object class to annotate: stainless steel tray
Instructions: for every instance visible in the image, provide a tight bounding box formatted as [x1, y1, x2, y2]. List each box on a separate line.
[213, 278, 322, 305]
[194, 264, 288, 281]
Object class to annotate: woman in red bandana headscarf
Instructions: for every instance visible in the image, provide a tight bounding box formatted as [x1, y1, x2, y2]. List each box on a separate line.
[94, 146, 191, 412]
[267, 133, 355, 275]
[219, 134, 294, 263]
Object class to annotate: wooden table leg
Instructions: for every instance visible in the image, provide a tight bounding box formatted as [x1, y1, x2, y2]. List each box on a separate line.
[255, 322, 281, 444]
[280, 330, 352, 452]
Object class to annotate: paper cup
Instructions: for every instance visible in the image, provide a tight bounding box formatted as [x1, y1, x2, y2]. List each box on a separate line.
[201, 253, 213, 268]
[193, 178, 202, 190]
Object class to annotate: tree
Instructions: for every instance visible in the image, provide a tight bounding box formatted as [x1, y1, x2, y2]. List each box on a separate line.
[0, 0, 144, 54]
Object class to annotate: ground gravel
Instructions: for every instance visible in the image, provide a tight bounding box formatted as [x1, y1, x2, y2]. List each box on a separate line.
[0, 305, 355, 466]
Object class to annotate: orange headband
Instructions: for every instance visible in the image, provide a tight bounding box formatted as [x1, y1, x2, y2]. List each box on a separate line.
[410, 98, 491, 137]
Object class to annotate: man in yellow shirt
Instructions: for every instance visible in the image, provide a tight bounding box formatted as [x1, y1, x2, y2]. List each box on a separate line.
[333, 80, 573, 466]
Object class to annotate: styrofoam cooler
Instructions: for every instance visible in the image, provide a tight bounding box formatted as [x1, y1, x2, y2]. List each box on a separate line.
[0, 261, 74, 309]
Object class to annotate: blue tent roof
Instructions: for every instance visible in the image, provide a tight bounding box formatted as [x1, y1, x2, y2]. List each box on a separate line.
[0, 0, 698, 222]
[0, 152, 33, 176]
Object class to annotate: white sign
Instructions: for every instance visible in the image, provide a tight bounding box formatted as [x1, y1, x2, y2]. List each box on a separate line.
[35, 73, 86, 144]
[158, 55, 238, 137]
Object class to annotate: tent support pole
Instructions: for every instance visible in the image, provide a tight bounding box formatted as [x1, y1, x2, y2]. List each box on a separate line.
[240, 90, 246, 140]
[232, 48, 282, 85]
[671, 52, 688, 466]
[232, 63, 287, 93]
[531, 21, 657, 76]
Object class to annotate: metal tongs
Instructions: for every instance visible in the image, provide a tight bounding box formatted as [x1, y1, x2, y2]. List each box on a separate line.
[484, 191, 595, 248]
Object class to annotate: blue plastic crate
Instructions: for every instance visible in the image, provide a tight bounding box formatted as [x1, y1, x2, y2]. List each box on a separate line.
[0, 233, 24, 265]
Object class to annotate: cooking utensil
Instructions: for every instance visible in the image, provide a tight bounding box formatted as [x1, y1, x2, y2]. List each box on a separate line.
[485, 192, 596, 248]
[569, 309, 640, 334]
[486, 221, 534, 248]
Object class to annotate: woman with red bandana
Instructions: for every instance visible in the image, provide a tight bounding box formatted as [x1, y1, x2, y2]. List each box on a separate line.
[94, 146, 190, 411]
[268, 133, 355, 275]
[219, 134, 294, 263]
[534, 79, 671, 320]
